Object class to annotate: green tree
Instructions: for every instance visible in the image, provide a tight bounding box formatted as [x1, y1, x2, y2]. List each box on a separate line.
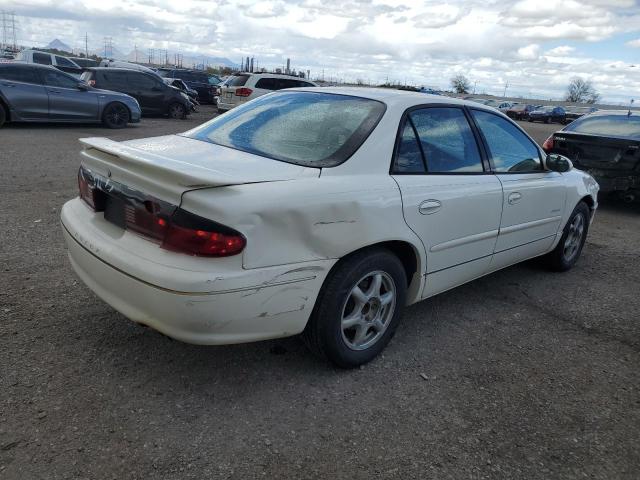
[450, 74, 470, 94]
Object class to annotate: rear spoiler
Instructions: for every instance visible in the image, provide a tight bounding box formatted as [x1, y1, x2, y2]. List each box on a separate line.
[79, 137, 243, 189]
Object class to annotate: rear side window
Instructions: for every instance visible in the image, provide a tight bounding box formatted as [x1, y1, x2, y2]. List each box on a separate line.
[99, 71, 129, 89]
[55, 56, 76, 68]
[0, 65, 40, 84]
[184, 91, 386, 167]
[394, 123, 425, 173]
[33, 52, 52, 65]
[471, 110, 542, 173]
[226, 75, 249, 87]
[278, 79, 302, 89]
[564, 114, 640, 139]
[405, 108, 483, 173]
[255, 78, 277, 90]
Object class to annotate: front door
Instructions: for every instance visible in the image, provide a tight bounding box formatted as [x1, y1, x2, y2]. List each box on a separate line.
[42, 69, 98, 121]
[125, 72, 165, 114]
[469, 109, 566, 271]
[391, 106, 503, 298]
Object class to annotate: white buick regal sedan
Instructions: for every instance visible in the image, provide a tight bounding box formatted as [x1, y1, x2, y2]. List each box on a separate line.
[61, 88, 599, 368]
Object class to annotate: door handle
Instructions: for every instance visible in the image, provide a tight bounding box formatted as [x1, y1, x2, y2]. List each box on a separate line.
[508, 192, 522, 205]
[418, 200, 442, 215]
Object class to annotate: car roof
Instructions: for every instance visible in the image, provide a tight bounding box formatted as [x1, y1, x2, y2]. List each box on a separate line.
[585, 109, 636, 117]
[287, 86, 499, 111]
[87, 67, 152, 74]
[0, 62, 56, 70]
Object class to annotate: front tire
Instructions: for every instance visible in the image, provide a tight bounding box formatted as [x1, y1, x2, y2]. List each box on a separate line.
[544, 201, 590, 271]
[102, 102, 129, 129]
[303, 248, 407, 368]
[168, 102, 187, 119]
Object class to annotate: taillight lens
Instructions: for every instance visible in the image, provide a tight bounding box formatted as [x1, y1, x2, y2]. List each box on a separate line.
[76, 166, 245, 257]
[542, 135, 554, 152]
[235, 87, 253, 97]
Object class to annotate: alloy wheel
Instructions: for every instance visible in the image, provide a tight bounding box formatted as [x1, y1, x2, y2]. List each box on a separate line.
[563, 212, 585, 261]
[340, 271, 396, 351]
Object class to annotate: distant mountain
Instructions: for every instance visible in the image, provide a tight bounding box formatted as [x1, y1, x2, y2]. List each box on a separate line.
[46, 39, 72, 53]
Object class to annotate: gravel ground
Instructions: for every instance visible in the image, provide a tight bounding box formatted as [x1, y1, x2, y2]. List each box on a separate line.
[1, 106, 639, 479]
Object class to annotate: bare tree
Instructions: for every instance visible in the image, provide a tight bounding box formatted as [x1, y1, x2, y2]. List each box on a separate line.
[565, 78, 601, 104]
[450, 74, 471, 94]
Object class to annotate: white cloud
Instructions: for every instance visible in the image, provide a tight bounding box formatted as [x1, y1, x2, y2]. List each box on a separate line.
[3, 0, 640, 102]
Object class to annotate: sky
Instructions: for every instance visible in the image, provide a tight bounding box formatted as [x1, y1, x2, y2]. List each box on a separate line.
[2, 0, 640, 103]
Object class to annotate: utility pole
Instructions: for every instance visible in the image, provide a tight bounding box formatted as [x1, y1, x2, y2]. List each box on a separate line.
[503, 81, 509, 98]
[84, 32, 88, 58]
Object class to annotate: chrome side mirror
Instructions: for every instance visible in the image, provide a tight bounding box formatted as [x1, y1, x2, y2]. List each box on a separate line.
[545, 153, 573, 173]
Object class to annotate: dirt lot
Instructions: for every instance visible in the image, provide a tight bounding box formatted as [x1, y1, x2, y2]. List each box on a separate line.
[1, 106, 639, 479]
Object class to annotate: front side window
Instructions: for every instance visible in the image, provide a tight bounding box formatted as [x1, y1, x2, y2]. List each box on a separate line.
[127, 72, 159, 90]
[184, 91, 385, 167]
[33, 52, 52, 65]
[471, 110, 542, 173]
[408, 107, 483, 173]
[55, 56, 77, 68]
[43, 70, 78, 89]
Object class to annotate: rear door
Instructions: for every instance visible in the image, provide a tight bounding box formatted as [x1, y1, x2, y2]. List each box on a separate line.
[391, 106, 503, 298]
[0, 65, 49, 119]
[42, 69, 99, 120]
[469, 109, 566, 270]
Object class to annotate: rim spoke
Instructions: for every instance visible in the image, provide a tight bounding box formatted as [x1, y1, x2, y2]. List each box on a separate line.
[342, 312, 363, 329]
[366, 273, 382, 299]
[353, 324, 370, 345]
[351, 286, 367, 306]
[371, 318, 385, 332]
[380, 291, 394, 306]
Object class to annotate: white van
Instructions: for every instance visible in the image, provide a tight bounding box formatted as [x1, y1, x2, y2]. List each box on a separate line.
[16, 50, 83, 76]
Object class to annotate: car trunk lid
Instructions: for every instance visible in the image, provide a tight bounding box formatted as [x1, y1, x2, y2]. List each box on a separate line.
[552, 132, 640, 172]
[79, 135, 320, 205]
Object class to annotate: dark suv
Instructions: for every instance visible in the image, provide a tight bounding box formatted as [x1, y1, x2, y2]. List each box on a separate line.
[80, 68, 191, 118]
[157, 68, 217, 104]
[0, 63, 141, 128]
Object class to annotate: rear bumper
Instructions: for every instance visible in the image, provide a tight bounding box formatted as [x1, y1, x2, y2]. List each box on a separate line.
[61, 198, 334, 345]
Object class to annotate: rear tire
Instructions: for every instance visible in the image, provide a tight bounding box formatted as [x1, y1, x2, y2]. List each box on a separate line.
[543, 201, 590, 272]
[168, 102, 187, 119]
[0, 103, 6, 128]
[302, 248, 407, 368]
[102, 102, 129, 129]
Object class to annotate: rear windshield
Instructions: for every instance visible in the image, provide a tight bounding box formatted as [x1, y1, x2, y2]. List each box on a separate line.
[226, 74, 250, 87]
[564, 114, 640, 139]
[183, 91, 386, 167]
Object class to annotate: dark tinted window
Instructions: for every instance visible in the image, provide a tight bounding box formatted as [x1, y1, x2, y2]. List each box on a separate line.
[565, 114, 640, 139]
[33, 52, 52, 65]
[98, 70, 129, 89]
[393, 123, 425, 173]
[127, 72, 161, 90]
[188, 72, 207, 83]
[42, 70, 79, 89]
[255, 78, 277, 90]
[226, 75, 249, 87]
[471, 110, 542, 173]
[409, 108, 483, 173]
[0, 65, 40, 84]
[278, 79, 302, 89]
[55, 56, 77, 67]
[185, 92, 385, 167]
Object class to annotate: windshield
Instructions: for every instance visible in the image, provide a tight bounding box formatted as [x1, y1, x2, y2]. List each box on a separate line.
[565, 114, 640, 139]
[184, 91, 386, 167]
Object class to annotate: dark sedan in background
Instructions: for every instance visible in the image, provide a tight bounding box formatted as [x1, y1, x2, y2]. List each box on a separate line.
[0, 63, 141, 128]
[528, 105, 566, 124]
[543, 110, 640, 200]
[564, 106, 598, 124]
[157, 68, 219, 104]
[505, 103, 537, 120]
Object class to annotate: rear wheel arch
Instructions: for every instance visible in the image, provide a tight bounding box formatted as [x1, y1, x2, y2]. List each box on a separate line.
[0, 98, 9, 122]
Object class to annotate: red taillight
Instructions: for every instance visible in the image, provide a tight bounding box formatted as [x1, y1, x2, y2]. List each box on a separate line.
[76, 166, 245, 257]
[161, 209, 246, 257]
[542, 135, 554, 152]
[78, 168, 101, 210]
[235, 87, 253, 97]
